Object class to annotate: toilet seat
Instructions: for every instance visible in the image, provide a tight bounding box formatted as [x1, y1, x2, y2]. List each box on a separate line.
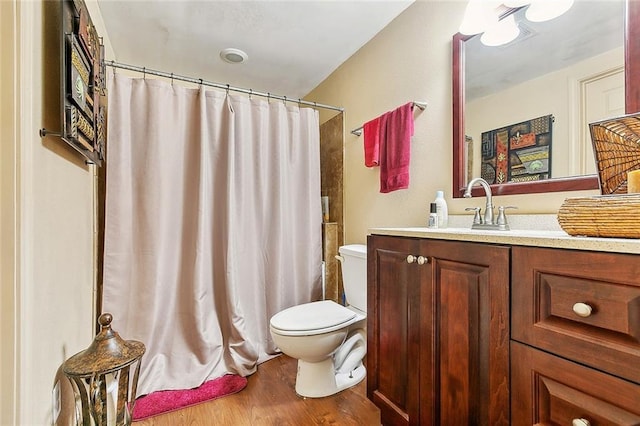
[270, 300, 359, 337]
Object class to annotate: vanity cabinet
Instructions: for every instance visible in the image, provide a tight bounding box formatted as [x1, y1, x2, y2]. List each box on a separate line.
[367, 235, 510, 425]
[368, 233, 640, 425]
[511, 246, 640, 424]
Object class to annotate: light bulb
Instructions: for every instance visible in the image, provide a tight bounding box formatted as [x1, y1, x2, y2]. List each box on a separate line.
[459, 0, 500, 35]
[480, 14, 520, 46]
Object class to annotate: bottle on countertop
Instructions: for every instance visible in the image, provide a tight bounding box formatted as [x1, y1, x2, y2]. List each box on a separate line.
[428, 203, 438, 228]
[434, 190, 448, 228]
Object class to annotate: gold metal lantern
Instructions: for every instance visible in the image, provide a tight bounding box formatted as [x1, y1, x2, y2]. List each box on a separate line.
[62, 313, 145, 426]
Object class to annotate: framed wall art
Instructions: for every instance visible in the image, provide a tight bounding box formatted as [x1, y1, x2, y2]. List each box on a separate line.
[58, 0, 106, 165]
[480, 114, 553, 184]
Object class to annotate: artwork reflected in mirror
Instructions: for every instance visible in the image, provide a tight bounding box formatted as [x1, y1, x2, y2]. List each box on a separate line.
[452, 0, 637, 197]
[481, 114, 553, 184]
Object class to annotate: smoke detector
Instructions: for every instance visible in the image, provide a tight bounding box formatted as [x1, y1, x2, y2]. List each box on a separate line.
[220, 48, 248, 64]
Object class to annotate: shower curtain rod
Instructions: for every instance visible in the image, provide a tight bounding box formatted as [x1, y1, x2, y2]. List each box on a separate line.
[104, 61, 345, 113]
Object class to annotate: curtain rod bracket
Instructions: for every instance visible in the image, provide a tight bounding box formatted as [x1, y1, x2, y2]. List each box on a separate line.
[39, 128, 61, 138]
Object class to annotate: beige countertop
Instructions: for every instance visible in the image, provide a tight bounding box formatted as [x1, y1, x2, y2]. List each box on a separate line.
[369, 215, 640, 254]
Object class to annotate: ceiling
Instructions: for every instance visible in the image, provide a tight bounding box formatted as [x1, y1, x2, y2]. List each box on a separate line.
[97, 0, 414, 99]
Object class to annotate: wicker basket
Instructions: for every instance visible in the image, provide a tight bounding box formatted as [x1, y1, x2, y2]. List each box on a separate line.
[589, 113, 640, 195]
[558, 194, 640, 238]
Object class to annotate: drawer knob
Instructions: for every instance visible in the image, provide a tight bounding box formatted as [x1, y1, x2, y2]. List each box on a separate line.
[406, 255, 415, 264]
[417, 256, 428, 265]
[572, 302, 593, 318]
[572, 418, 591, 426]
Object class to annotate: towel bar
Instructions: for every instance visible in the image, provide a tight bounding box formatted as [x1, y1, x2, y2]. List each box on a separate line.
[351, 101, 427, 136]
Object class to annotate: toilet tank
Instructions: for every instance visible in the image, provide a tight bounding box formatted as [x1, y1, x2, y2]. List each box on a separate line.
[338, 244, 367, 313]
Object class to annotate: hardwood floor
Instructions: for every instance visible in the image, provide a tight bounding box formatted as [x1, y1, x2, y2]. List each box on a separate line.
[134, 355, 381, 425]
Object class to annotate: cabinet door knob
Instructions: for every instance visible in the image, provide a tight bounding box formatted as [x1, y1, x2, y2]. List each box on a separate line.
[417, 256, 428, 265]
[572, 302, 593, 318]
[406, 254, 416, 264]
[572, 418, 591, 426]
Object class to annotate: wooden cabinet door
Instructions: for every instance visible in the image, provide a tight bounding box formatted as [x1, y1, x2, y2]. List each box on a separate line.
[511, 341, 640, 425]
[423, 240, 510, 426]
[368, 236, 510, 425]
[367, 235, 425, 426]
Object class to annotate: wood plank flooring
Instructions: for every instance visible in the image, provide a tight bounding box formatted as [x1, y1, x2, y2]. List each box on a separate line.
[134, 355, 381, 425]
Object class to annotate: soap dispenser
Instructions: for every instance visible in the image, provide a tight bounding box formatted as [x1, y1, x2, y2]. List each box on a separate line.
[428, 203, 438, 228]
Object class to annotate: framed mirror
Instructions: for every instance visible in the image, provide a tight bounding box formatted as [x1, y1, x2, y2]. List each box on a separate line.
[453, 0, 640, 197]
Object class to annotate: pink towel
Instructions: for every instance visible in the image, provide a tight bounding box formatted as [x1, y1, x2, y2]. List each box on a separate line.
[363, 116, 382, 167]
[379, 102, 414, 193]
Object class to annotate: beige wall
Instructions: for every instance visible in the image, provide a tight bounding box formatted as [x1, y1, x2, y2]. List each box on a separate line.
[306, 0, 599, 245]
[1, 1, 18, 423]
[1, 1, 114, 424]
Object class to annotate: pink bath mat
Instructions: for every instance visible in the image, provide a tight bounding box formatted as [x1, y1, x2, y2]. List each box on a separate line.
[132, 374, 248, 421]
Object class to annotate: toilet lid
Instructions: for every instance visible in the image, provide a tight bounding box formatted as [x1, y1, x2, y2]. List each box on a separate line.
[270, 300, 357, 333]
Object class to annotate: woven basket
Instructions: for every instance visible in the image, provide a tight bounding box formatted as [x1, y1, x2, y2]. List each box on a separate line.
[589, 113, 640, 195]
[558, 194, 640, 238]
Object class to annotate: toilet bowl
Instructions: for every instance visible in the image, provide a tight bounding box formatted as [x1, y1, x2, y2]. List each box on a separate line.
[269, 244, 368, 398]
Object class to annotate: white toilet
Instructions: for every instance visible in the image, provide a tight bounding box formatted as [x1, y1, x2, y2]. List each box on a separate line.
[269, 244, 367, 398]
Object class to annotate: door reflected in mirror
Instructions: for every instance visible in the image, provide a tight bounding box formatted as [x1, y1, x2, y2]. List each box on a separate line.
[453, 0, 637, 197]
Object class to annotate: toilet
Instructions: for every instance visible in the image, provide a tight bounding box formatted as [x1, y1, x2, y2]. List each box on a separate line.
[269, 244, 367, 398]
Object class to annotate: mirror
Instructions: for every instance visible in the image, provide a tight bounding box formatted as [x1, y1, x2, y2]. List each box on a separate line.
[453, 0, 640, 197]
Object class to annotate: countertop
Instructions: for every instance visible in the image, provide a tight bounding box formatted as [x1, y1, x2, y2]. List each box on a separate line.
[369, 215, 640, 254]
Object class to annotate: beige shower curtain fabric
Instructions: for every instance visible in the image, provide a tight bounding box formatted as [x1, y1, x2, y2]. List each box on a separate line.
[103, 74, 323, 396]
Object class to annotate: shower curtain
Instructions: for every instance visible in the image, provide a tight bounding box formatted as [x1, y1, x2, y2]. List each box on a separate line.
[103, 74, 323, 396]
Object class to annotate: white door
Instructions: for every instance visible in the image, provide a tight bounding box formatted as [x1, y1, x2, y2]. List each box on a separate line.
[581, 69, 625, 175]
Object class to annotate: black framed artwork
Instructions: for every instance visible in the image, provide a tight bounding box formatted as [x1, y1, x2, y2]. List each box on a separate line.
[480, 114, 553, 184]
[60, 0, 106, 165]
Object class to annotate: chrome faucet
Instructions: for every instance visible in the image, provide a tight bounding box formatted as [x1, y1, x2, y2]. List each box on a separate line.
[464, 177, 494, 225]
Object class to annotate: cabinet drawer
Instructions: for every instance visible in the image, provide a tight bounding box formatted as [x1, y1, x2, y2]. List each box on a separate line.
[512, 246, 640, 383]
[511, 341, 640, 425]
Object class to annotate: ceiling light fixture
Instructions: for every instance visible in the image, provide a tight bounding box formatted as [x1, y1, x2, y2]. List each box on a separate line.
[220, 48, 248, 64]
[459, 0, 574, 46]
[503, 0, 530, 7]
